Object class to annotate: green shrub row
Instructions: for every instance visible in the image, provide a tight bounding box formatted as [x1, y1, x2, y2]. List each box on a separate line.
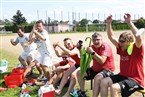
[5, 23, 131, 33]
[5, 25, 33, 33]
[76, 23, 130, 32]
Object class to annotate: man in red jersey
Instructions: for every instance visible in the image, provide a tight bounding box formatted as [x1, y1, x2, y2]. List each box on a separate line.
[48, 43, 75, 86]
[77, 32, 115, 97]
[100, 13, 144, 97]
[54, 38, 81, 97]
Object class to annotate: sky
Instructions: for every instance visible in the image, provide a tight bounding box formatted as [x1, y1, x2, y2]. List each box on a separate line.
[0, 0, 145, 23]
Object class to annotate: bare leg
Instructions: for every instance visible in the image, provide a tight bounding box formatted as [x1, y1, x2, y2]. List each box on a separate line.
[18, 56, 27, 67]
[110, 83, 121, 97]
[36, 63, 43, 77]
[23, 61, 35, 77]
[41, 65, 51, 81]
[63, 69, 78, 97]
[53, 72, 63, 85]
[55, 66, 76, 95]
[100, 77, 113, 97]
[92, 74, 103, 97]
[77, 69, 85, 91]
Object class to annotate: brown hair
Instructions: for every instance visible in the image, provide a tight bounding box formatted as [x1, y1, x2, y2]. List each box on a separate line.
[63, 38, 71, 42]
[92, 32, 102, 38]
[16, 26, 24, 32]
[36, 20, 44, 25]
[119, 32, 134, 42]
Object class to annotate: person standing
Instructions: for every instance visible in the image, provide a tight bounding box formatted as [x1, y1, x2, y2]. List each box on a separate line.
[29, 20, 53, 83]
[10, 27, 42, 78]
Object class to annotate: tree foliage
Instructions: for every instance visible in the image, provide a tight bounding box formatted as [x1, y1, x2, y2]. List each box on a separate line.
[79, 19, 89, 27]
[135, 17, 145, 28]
[11, 10, 27, 25]
[93, 19, 99, 24]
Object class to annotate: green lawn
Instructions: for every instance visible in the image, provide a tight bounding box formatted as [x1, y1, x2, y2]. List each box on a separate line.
[0, 49, 92, 97]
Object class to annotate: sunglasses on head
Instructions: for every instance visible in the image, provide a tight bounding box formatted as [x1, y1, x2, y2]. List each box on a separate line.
[119, 39, 126, 43]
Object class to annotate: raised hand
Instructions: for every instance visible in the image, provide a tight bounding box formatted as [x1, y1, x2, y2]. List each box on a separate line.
[106, 15, 112, 24]
[124, 13, 131, 23]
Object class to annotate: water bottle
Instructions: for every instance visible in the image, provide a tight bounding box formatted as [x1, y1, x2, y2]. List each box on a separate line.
[0, 59, 8, 67]
[0, 59, 8, 73]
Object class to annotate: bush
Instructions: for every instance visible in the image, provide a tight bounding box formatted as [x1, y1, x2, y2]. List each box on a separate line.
[5, 25, 33, 33]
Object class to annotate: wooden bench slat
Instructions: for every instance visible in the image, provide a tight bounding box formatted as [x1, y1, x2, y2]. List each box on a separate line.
[137, 89, 145, 94]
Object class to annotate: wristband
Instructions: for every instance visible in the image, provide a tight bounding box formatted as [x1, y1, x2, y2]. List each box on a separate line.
[91, 52, 95, 55]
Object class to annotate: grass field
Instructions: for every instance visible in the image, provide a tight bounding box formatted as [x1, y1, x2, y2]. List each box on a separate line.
[0, 49, 93, 97]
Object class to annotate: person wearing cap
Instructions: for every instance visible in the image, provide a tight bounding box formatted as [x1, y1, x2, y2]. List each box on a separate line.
[100, 13, 144, 97]
[77, 32, 115, 97]
[48, 43, 75, 86]
[54, 38, 81, 97]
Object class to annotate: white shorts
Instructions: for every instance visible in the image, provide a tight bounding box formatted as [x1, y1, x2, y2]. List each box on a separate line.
[36, 53, 53, 67]
[20, 50, 39, 61]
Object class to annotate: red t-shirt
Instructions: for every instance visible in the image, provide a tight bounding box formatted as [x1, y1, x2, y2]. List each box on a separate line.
[92, 42, 115, 72]
[70, 46, 80, 65]
[59, 59, 75, 67]
[117, 44, 144, 87]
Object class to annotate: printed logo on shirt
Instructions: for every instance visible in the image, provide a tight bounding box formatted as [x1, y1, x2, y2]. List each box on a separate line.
[120, 56, 129, 61]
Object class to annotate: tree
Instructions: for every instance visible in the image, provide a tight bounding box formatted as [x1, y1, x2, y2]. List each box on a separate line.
[93, 19, 99, 24]
[79, 19, 89, 27]
[135, 17, 145, 28]
[11, 10, 27, 25]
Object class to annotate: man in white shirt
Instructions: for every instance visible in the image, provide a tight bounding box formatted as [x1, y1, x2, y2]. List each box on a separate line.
[29, 20, 53, 83]
[10, 27, 42, 77]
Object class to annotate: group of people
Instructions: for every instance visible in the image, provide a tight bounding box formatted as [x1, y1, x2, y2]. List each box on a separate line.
[10, 13, 144, 97]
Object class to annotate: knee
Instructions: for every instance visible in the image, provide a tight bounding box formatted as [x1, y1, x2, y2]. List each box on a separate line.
[100, 77, 110, 87]
[110, 84, 120, 93]
[18, 56, 24, 61]
[94, 74, 103, 83]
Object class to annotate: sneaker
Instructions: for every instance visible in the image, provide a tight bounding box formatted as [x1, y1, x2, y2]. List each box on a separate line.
[42, 76, 47, 81]
[77, 90, 87, 97]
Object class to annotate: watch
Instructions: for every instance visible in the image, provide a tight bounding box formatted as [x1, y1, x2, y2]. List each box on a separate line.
[91, 52, 95, 55]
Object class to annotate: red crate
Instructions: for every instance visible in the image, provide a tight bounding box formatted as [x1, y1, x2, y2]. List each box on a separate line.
[12, 68, 26, 75]
[4, 73, 24, 88]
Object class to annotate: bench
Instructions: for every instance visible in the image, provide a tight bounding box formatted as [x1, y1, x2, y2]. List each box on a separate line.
[137, 89, 145, 97]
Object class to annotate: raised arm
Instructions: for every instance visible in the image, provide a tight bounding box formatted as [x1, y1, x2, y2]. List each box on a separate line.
[53, 43, 64, 57]
[124, 13, 142, 48]
[106, 15, 118, 48]
[10, 39, 18, 46]
[57, 42, 79, 56]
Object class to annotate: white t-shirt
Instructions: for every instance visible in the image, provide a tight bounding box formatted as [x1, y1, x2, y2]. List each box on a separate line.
[15, 35, 37, 53]
[35, 30, 53, 56]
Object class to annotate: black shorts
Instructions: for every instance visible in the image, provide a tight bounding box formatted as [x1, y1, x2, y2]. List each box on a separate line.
[74, 63, 80, 69]
[84, 68, 114, 80]
[110, 75, 143, 97]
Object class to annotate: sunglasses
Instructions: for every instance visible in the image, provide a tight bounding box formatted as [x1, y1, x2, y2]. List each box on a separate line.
[119, 39, 126, 43]
[62, 57, 67, 59]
